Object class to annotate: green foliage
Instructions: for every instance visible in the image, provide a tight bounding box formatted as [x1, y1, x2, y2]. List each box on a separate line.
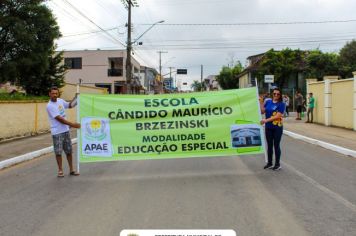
[0, 92, 48, 101]
[339, 40, 356, 78]
[216, 62, 243, 89]
[223, 41, 355, 87]
[190, 80, 205, 91]
[258, 48, 306, 88]
[305, 49, 339, 80]
[0, 0, 65, 95]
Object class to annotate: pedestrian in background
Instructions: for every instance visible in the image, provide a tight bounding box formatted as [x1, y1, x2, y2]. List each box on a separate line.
[283, 94, 290, 117]
[260, 88, 286, 171]
[306, 92, 315, 123]
[46, 87, 81, 177]
[295, 91, 304, 120]
[263, 92, 272, 105]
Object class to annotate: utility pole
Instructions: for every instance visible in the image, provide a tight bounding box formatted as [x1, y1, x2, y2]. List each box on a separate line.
[169, 66, 175, 90]
[156, 51, 167, 94]
[122, 0, 138, 94]
[157, 51, 168, 80]
[201, 64, 203, 91]
[126, 1, 132, 94]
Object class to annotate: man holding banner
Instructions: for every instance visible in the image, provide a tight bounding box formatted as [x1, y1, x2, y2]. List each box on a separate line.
[46, 87, 80, 177]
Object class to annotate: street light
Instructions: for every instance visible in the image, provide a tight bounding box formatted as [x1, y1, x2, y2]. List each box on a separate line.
[133, 20, 165, 44]
[125, 18, 164, 93]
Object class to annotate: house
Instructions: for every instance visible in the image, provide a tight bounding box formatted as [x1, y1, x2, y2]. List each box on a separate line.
[140, 66, 158, 94]
[62, 49, 141, 94]
[204, 75, 221, 91]
[237, 52, 307, 96]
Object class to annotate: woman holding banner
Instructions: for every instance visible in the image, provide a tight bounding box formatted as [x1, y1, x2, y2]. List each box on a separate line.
[260, 88, 285, 171]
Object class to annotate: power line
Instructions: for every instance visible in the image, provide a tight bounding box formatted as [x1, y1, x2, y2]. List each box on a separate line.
[60, 0, 126, 47]
[139, 37, 356, 47]
[61, 27, 119, 37]
[48, 0, 97, 32]
[142, 32, 356, 43]
[139, 19, 356, 26]
[135, 41, 349, 51]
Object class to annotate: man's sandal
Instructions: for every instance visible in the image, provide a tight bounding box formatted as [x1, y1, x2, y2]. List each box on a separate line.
[70, 171, 80, 176]
[57, 171, 64, 178]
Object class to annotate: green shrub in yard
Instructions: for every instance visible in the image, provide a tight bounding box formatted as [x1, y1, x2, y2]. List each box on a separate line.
[0, 92, 48, 101]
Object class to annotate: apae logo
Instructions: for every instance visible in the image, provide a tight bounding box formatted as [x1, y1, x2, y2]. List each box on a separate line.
[84, 119, 107, 141]
[81, 117, 113, 157]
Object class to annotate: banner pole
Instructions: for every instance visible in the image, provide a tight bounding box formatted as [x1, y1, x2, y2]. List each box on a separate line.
[255, 79, 268, 163]
[76, 83, 80, 173]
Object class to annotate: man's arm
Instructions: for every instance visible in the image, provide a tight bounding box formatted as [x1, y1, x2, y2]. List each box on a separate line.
[69, 93, 79, 108]
[55, 116, 80, 128]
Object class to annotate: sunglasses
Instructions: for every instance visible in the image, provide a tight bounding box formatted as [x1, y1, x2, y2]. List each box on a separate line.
[273, 93, 281, 96]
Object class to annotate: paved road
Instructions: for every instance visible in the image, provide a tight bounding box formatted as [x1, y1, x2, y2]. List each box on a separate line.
[0, 136, 355, 236]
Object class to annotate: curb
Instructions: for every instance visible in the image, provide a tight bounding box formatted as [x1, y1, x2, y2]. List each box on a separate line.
[284, 130, 356, 158]
[0, 138, 77, 170]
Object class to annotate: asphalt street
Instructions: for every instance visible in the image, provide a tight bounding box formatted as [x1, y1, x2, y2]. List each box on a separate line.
[0, 135, 355, 236]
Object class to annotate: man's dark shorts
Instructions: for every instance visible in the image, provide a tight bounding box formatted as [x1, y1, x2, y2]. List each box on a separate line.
[52, 131, 72, 156]
[297, 105, 303, 113]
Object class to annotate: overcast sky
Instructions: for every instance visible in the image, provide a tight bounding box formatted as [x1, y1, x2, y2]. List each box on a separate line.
[48, 0, 356, 81]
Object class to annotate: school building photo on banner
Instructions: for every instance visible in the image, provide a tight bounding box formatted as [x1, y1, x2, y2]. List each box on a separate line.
[230, 124, 262, 148]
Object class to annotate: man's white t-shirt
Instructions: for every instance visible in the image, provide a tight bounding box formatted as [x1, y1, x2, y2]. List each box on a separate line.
[46, 98, 70, 135]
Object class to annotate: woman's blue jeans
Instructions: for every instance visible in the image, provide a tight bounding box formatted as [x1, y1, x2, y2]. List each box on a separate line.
[265, 127, 283, 165]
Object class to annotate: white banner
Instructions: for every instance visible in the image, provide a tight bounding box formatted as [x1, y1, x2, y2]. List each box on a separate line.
[81, 117, 112, 157]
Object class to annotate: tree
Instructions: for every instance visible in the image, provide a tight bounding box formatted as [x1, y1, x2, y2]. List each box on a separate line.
[339, 40, 356, 78]
[258, 48, 306, 88]
[190, 80, 205, 92]
[0, 0, 64, 95]
[216, 62, 243, 89]
[305, 49, 339, 80]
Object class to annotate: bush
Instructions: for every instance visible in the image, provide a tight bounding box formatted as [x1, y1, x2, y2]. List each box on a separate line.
[0, 92, 48, 101]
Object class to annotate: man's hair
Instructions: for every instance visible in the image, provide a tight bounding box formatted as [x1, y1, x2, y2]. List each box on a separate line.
[49, 86, 59, 92]
[309, 92, 313, 95]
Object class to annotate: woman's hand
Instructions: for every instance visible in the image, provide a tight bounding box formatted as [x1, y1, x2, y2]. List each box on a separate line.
[260, 119, 267, 125]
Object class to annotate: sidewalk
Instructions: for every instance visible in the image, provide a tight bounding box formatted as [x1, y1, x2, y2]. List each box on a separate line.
[0, 115, 355, 169]
[0, 130, 77, 163]
[283, 112, 356, 151]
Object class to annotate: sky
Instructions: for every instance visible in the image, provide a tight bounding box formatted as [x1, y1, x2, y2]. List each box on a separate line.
[47, 0, 356, 82]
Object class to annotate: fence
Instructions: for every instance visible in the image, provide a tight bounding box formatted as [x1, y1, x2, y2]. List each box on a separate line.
[307, 73, 356, 130]
[0, 84, 107, 141]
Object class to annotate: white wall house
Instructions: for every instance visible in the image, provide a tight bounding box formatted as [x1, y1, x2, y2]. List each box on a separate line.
[62, 49, 141, 94]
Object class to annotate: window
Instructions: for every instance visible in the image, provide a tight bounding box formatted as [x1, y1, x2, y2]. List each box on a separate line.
[253, 136, 261, 141]
[64, 57, 82, 69]
[108, 57, 123, 77]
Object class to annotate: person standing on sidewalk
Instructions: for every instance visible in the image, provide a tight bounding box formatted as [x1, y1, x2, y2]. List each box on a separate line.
[295, 91, 304, 120]
[260, 88, 285, 171]
[46, 87, 80, 177]
[283, 94, 290, 117]
[306, 92, 315, 123]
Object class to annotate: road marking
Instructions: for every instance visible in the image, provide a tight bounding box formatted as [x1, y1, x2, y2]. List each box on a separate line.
[284, 130, 356, 158]
[284, 162, 356, 212]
